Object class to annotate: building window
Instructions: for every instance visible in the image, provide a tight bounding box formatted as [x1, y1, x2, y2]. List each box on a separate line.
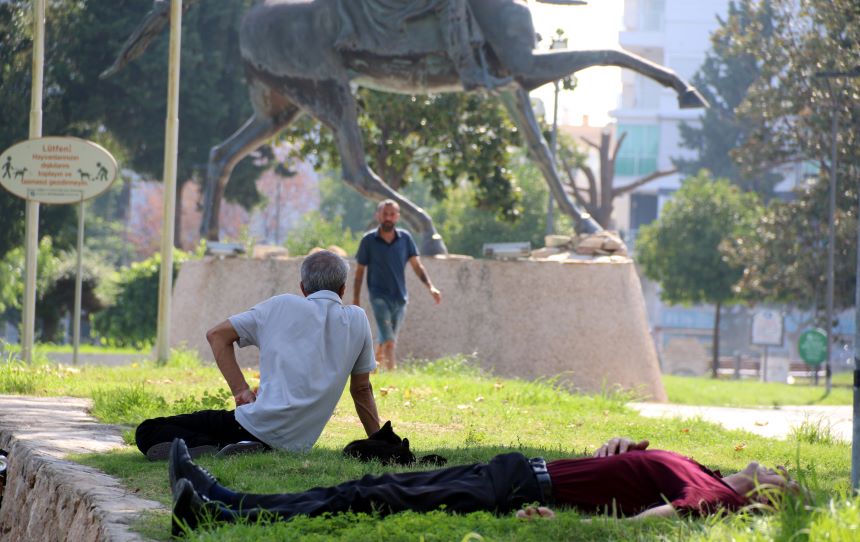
[616, 124, 659, 176]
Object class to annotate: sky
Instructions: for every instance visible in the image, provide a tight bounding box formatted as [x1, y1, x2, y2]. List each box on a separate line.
[526, 0, 624, 127]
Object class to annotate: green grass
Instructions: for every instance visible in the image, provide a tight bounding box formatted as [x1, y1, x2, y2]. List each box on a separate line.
[1, 341, 148, 356]
[2, 352, 855, 540]
[662, 374, 853, 406]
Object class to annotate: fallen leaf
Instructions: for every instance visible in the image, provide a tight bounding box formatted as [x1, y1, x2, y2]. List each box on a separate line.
[494, 382, 504, 390]
[475, 396, 484, 402]
[734, 443, 746, 452]
[680, 428, 690, 434]
[457, 404, 471, 410]
[754, 421, 768, 427]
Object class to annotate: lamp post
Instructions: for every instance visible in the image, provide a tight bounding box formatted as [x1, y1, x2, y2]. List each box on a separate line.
[546, 34, 568, 236]
[815, 65, 860, 491]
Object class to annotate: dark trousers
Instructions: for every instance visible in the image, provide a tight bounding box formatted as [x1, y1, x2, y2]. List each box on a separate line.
[213, 452, 542, 522]
[135, 409, 263, 454]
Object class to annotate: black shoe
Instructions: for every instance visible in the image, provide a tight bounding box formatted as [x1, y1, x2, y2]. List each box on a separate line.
[169, 438, 219, 499]
[215, 441, 268, 457]
[146, 441, 217, 462]
[171, 478, 202, 537]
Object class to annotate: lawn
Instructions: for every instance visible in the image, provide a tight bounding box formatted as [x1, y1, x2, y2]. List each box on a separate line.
[1, 349, 856, 541]
[661, 374, 853, 407]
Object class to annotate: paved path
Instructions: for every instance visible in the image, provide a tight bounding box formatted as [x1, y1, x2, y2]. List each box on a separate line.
[630, 402, 854, 442]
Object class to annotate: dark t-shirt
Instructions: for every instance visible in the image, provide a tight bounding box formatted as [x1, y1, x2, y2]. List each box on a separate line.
[547, 450, 748, 516]
[356, 228, 419, 303]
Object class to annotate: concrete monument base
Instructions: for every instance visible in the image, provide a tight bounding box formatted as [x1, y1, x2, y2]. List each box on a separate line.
[169, 256, 666, 400]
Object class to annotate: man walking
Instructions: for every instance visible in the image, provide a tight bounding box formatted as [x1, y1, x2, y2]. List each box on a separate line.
[135, 250, 381, 460]
[353, 200, 441, 370]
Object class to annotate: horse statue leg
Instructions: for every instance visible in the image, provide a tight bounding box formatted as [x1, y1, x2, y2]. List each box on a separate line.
[201, 107, 301, 241]
[517, 49, 708, 109]
[499, 84, 601, 235]
[306, 79, 449, 256]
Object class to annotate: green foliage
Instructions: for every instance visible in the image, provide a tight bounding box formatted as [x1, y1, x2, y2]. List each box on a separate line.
[674, 0, 781, 196]
[730, 178, 857, 313]
[92, 249, 193, 348]
[285, 211, 360, 257]
[732, 0, 859, 187]
[790, 417, 838, 446]
[91, 384, 231, 426]
[428, 155, 572, 257]
[0, 357, 43, 394]
[0, 0, 267, 261]
[0, 236, 59, 315]
[637, 172, 761, 307]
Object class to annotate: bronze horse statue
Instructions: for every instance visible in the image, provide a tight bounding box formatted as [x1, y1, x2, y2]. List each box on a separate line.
[105, 0, 706, 255]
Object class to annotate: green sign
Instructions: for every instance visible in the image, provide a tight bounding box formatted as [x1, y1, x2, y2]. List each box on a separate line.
[798, 328, 828, 365]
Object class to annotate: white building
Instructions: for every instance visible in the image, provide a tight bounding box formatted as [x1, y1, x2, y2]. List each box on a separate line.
[610, 0, 730, 241]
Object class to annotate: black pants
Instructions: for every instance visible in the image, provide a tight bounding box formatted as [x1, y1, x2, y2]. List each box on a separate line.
[211, 452, 542, 522]
[135, 409, 263, 454]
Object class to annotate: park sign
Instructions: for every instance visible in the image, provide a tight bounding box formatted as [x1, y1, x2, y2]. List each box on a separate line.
[798, 328, 828, 366]
[0, 137, 117, 204]
[751, 310, 784, 346]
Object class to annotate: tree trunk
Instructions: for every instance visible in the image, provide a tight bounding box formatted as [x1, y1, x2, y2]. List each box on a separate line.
[711, 300, 722, 378]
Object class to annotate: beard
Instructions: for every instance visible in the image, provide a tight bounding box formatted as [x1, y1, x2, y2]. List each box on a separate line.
[380, 221, 395, 232]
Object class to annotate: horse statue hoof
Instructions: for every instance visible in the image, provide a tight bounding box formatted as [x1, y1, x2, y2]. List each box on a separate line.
[421, 233, 448, 256]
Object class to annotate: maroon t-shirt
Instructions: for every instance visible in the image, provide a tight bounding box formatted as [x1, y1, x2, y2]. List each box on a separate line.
[546, 450, 748, 516]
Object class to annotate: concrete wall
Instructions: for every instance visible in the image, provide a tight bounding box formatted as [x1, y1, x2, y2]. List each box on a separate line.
[170, 256, 666, 400]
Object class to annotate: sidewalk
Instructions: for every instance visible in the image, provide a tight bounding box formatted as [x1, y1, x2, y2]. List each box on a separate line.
[630, 402, 853, 442]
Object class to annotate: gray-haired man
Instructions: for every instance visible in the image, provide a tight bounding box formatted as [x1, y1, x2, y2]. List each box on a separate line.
[136, 250, 381, 460]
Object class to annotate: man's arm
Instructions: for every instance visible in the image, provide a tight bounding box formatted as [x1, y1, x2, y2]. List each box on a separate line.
[408, 256, 441, 303]
[353, 263, 366, 306]
[206, 320, 256, 406]
[350, 372, 381, 436]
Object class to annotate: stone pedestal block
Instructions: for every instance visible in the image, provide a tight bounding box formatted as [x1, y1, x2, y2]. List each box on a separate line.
[170, 256, 666, 400]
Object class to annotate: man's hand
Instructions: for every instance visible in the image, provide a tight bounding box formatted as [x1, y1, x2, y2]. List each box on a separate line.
[516, 506, 556, 520]
[429, 286, 442, 304]
[234, 388, 257, 406]
[593, 437, 650, 457]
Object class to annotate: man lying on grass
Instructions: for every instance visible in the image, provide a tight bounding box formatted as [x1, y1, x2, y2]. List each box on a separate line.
[168, 436, 798, 535]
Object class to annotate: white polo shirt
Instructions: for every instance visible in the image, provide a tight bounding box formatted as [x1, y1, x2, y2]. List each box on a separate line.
[229, 290, 375, 451]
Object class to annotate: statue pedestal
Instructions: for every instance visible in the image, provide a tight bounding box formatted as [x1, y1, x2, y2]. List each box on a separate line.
[170, 256, 666, 400]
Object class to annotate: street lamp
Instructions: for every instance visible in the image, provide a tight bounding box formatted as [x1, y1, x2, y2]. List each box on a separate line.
[546, 34, 568, 236]
[815, 65, 860, 491]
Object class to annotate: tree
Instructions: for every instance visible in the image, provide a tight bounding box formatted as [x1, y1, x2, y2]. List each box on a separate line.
[558, 129, 677, 228]
[674, 0, 782, 196]
[92, 249, 192, 348]
[637, 172, 761, 377]
[731, 0, 859, 193]
[709, 0, 859, 317]
[1, 0, 265, 255]
[729, 177, 856, 316]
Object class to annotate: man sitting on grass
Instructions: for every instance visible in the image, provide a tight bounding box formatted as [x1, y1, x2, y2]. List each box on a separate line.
[168, 436, 799, 534]
[135, 250, 381, 460]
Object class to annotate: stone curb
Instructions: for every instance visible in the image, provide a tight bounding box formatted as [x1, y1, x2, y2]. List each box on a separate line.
[0, 395, 163, 542]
